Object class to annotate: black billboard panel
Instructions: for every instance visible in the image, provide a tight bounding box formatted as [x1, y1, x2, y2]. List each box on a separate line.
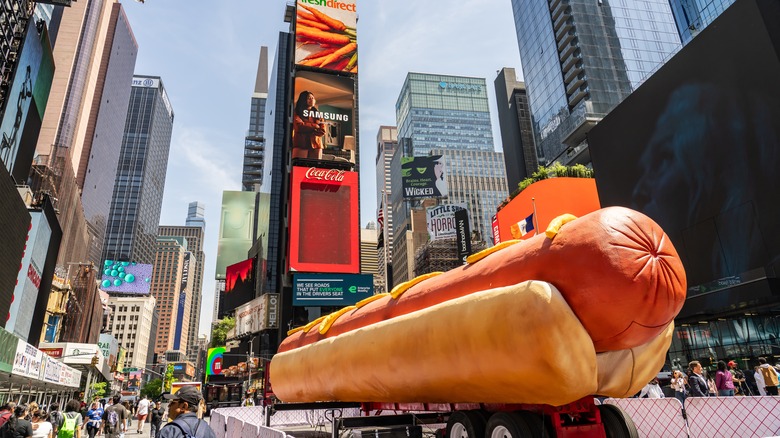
[588, 0, 780, 293]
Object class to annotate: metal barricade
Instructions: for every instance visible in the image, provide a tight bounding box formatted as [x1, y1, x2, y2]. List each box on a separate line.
[604, 397, 687, 438]
[685, 395, 780, 438]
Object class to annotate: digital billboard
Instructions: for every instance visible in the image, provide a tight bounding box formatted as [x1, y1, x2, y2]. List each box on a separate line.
[292, 71, 355, 163]
[219, 258, 255, 318]
[216, 191, 257, 280]
[289, 167, 359, 273]
[9, 211, 51, 340]
[206, 347, 225, 377]
[401, 156, 448, 199]
[587, 0, 780, 307]
[426, 204, 468, 241]
[295, 0, 357, 74]
[235, 294, 279, 336]
[173, 252, 191, 351]
[99, 261, 152, 294]
[293, 273, 373, 306]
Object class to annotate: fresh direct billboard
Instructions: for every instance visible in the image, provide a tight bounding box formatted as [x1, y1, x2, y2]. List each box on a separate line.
[426, 204, 469, 241]
[216, 191, 257, 280]
[295, 0, 357, 74]
[219, 258, 255, 319]
[401, 156, 448, 199]
[292, 71, 355, 163]
[100, 261, 152, 294]
[289, 167, 359, 274]
[293, 273, 373, 306]
[235, 294, 279, 336]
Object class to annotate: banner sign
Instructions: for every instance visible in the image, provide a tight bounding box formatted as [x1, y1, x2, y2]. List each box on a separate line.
[401, 156, 448, 199]
[294, 0, 357, 74]
[293, 273, 374, 306]
[426, 204, 468, 241]
[492, 214, 501, 245]
[13, 340, 43, 379]
[455, 209, 472, 264]
[42, 355, 62, 384]
[234, 294, 279, 336]
[0, 327, 17, 373]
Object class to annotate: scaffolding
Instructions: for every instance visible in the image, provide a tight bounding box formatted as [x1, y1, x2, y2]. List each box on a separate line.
[414, 237, 487, 276]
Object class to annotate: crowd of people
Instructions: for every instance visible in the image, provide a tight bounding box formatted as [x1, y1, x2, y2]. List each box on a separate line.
[0, 387, 215, 438]
[639, 356, 780, 404]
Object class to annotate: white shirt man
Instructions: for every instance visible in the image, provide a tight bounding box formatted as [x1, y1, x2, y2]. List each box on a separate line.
[135, 396, 150, 434]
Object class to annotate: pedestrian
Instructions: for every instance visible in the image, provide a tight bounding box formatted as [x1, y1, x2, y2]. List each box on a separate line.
[754, 365, 768, 396]
[26, 403, 38, 421]
[758, 357, 780, 396]
[58, 400, 83, 438]
[158, 386, 215, 438]
[241, 392, 254, 407]
[149, 402, 164, 438]
[100, 395, 128, 438]
[670, 370, 687, 405]
[30, 410, 53, 438]
[0, 404, 33, 438]
[46, 404, 61, 437]
[122, 402, 133, 429]
[715, 360, 735, 396]
[82, 402, 103, 438]
[135, 396, 150, 434]
[0, 403, 15, 429]
[687, 361, 709, 397]
[639, 378, 665, 398]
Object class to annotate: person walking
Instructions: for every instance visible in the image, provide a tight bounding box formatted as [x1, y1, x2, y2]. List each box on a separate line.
[0, 404, 33, 438]
[135, 396, 150, 434]
[82, 402, 102, 438]
[639, 378, 665, 398]
[715, 360, 735, 396]
[149, 402, 163, 438]
[670, 370, 687, 405]
[754, 365, 768, 396]
[0, 403, 16, 430]
[46, 404, 61, 438]
[30, 411, 53, 438]
[158, 387, 215, 438]
[758, 357, 780, 396]
[100, 395, 128, 438]
[688, 361, 709, 397]
[59, 400, 83, 438]
[241, 393, 254, 407]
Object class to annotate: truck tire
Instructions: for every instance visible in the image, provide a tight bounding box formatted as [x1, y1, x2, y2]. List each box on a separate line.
[486, 411, 549, 438]
[447, 411, 485, 438]
[597, 405, 639, 438]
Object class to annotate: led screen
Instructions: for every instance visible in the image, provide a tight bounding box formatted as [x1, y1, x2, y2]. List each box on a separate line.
[294, 0, 357, 74]
[100, 261, 152, 294]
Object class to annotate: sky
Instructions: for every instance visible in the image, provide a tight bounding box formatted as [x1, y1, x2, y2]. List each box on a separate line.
[121, 0, 523, 338]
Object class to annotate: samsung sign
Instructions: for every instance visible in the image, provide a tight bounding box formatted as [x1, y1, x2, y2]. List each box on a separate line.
[439, 81, 481, 92]
[293, 274, 374, 306]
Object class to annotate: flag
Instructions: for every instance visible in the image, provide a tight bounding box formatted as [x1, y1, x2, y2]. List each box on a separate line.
[510, 213, 534, 238]
[377, 205, 384, 230]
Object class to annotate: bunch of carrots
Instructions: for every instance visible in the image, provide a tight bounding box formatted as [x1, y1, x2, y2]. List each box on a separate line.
[296, 3, 357, 73]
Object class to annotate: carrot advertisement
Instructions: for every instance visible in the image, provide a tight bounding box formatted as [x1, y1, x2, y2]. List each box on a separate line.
[295, 0, 357, 73]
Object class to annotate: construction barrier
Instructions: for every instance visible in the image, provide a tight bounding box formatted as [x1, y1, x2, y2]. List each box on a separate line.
[604, 397, 687, 438]
[685, 395, 780, 438]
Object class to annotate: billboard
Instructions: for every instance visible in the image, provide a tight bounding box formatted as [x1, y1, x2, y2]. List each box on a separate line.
[293, 273, 373, 306]
[219, 258, 255, 318]
[295, 0, 357, 73]
[173, 252, 191, 350]
[235, 294, 279, 336]
[98, 334, 119, 370]
[289, 167, 359, 273]
[9, 211, 52, 340]
[100, 261, 152, 294]
[206, 347, 225, 377]
[13, 340, 43, 379]
[216, 191, 257, 280]
[292, 71, 355, 163]
[587, 0, 780, 298]
[401, 156, 448, 199]
[426, 204, 468, 241]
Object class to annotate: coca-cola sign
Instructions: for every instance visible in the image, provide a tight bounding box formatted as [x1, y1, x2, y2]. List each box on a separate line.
[305, 167, 345, 182]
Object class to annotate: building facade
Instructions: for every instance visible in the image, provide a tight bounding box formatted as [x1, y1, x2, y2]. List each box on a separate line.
[106, 294, 155, 369]
[396, 73, 494, 156]
[0, 0, 33, 115]
[149, 236, 192, 361]
[185, 201, 205, 228]
[510, 0, 680, 164]
[375, 126, 397, 293]
[159, 221, 205, 364]
[102, 75, 173, 264]
[360, 223, 380, 290]
[494, 67, 537, 192]
[242, 46, 268, 192]
[668, 0, 735, 44]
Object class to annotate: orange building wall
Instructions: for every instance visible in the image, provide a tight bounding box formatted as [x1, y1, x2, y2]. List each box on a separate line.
[496, 178, 601, 243]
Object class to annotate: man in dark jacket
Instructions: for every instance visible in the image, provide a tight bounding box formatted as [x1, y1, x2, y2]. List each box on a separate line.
[158, 387, 215, 438]
[149, 401, 164, 438]
[687, 361, 709, 397]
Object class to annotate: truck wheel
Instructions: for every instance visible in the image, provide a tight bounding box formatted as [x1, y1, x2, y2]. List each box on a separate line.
[447, 411, 486, 438]
[597, 405, 639, 438]
[486, 411, 549, 438]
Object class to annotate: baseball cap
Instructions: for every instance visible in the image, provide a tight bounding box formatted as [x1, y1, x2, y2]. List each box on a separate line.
[728, 361, 737, 368]
[164, 386, 202, 406]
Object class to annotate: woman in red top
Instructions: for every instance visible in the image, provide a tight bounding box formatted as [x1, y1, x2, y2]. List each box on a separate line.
[715, 360, 735, 396]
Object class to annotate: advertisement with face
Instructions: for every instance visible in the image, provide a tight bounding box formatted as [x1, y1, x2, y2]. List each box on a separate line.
[426, 204, 469, 241]
[294, 0, 357, 74]
[289, 167, 359, 273]
[401, 156, 448, 199]
[292, 71, 355, 163]
[99, 261, 153, 294]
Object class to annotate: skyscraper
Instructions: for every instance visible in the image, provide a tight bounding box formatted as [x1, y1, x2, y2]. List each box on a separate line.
[396, 73, 494, 156]
[375, 126, 397, 293]
[102, 75, 174, 264]
[185, 201, 205, 228]
[510, 0, 680, 164]
[159, 218, 205, 364]
[150, 236, 192, 361]
[668, 0, 735, 44]
[242, 46, 268, 191]
[0, 0, 33, 115]
[360, 223, 380, 290]
[494, 67, 537, 192]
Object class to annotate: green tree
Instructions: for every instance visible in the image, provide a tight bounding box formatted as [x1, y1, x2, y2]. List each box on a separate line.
[163, 364, 177, 392]
[141, 378, 163, 399]
[210, 317, 235, 348]
[90, 382, 107, 400]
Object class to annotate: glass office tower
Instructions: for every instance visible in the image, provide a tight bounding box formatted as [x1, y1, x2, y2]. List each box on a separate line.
[102, 76, 174, 264]
[511, 0, 680, 164]
[396, 73, 494, 156]
[242, 46, 268, 191]
[668, 0, 736, 44]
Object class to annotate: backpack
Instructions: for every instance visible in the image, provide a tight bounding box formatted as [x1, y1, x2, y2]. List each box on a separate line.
[58, 413, 78, 438]
[0, 412, 11, 429]
[49, 411, 63, 432]
[105, 409, 119, 433]
[761, 366, 780, 386]
[167, 418, 201, 438]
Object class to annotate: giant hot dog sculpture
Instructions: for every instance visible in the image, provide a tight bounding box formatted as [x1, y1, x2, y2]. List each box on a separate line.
[270, 207, 687, 407]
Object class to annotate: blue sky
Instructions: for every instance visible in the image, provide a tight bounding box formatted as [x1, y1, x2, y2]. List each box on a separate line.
[121, 0, 522, 337]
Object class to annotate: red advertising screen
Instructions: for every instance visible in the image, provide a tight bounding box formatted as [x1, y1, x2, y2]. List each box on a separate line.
[289, 167, 359, 273]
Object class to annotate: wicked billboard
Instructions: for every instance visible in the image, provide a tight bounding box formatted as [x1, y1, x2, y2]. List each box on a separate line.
[401, 156, 448, 199]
